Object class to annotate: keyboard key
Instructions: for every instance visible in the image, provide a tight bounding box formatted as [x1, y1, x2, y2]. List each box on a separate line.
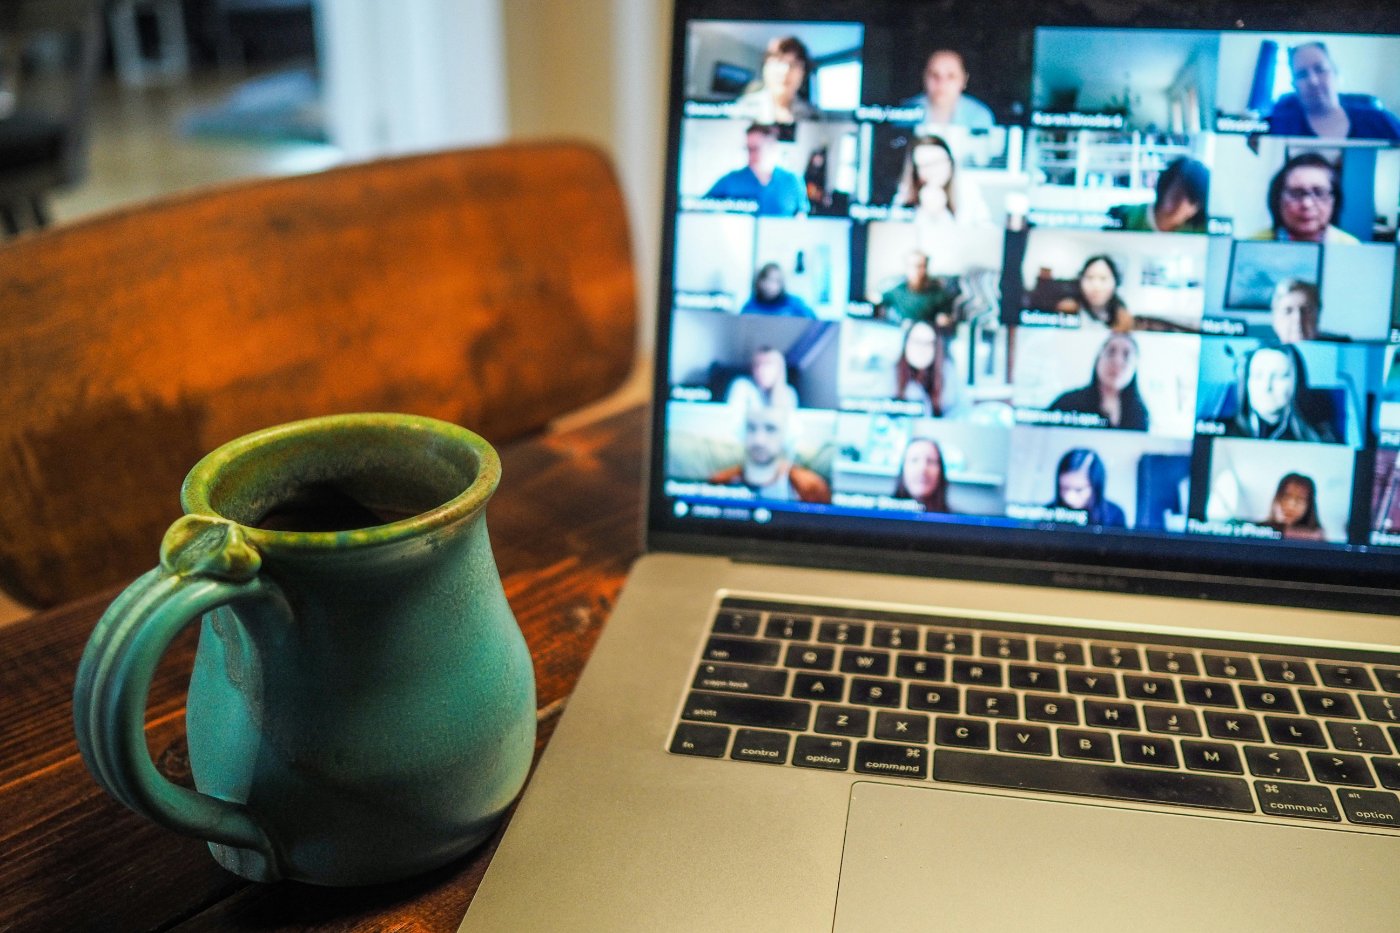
[765, 614, 813, 641]
[1059, 728, 1115, 762]
[1375, 758, 1400, 790]
[703, 637, 781, 666]
[937, 750, 1254, 813]
[682, 692, 810, 731]
[1317, 664, 1375, 691]
[1009, 664, 1060, 692]
[1144, 705, 1201, 736]
[1203, 654, 1256, 680]
[1118, 735, 1178, 769]
[1239, 685, 1298, 714]
[871, 625, 919, 650]
[1254, 781, 1340, 822]
[730, 729, 790, 765]
[1376, 669, 1400, 695]
[1204, 711, 1264, 743]
[1147, 650, 1199, 676]
[1025, 694, 1078, 725]
[791, 672, 844, 701]
[1264, 716, 1327, 748]
[814, 705, 870, 737]
[670, 723, 729, 758]
[1245, 747, 1308, 781]
[784, 644, 835, 671]
[714, 609, 760, 636]
[1182, 741, 1243, 774]
[927, 630, 974, 655]
[996, 723, 1053, 756]
[692, 663, 788, 697]
[1325, 721, 1391, 754]
[1360, 694, 1400, 724]
[1181, 680, 1237, 708]
[818, 621, 867, 646]
[1308, 752, 1374, 787]
[907, 685, 959, 713]
[965, 689, 1017, 719]
[1124, 675, 1177, 703]
[850, 678, 901, 707]
[1338, 789, 1400, 828]
[1091, 644, 1142, 671]
[840, 649, 891, 677]
[1035, 640, 1086, 666]
[952, 659, 1004, 687]
[1066, 670, 1118, 697]
[896, 654, 947, 682]
[875, 711, 930, 744]
[981, 635, 1028, 660]
[935, 717, 990, 749]
[1258, 658, 1315, 686]
[792, 736, 851, 772]
[1084, 701, 1139, 730]
[854, 741, 928, 779]
[1299, 689, 1358, 719]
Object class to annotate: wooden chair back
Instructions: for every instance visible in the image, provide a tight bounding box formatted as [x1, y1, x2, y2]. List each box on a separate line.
[0, 141, 637, 607]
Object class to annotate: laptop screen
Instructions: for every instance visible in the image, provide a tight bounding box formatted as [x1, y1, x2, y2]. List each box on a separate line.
[649, 0, 1400, 602]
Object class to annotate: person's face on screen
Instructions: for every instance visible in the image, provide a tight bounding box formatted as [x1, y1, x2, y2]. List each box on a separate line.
[756, 265, 784, 300]
[922, 52, 969, 109]
[1094, 335, 1137, 391]
[913, 143, 953, 196]
[902, 440, 943, 500]
[1279, 165, 1336, 241]
[904, 251, 930, 285]
[763, 51, 806, 101]
[1080, 259, 1117, 310]
[1276, 479, 1313, 526]
[1155, 181, 1201, 232]
[1247, 348, 1297, 422]
[903, 321, 938, 370]
[1271, 287, 1319, 342]
[1291, 44, 1340, 111]
[745, 130, 778, 174]
[752, 349, 786, 390]
[744, 406, 786, 468]
[1058, 467, 1095, 511]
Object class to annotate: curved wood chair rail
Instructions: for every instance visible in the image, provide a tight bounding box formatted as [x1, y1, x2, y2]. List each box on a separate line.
[0, 141, 637, 608]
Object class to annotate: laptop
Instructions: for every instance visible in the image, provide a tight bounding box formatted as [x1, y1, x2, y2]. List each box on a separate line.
[465, 1, 1400, 928]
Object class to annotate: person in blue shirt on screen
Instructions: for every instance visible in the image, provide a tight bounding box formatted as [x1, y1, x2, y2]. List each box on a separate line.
[740, 263, 815, 317]
[900, 50, 995, 129]
[1267, 42, 1400, 141]
[704, 123, 809, 216]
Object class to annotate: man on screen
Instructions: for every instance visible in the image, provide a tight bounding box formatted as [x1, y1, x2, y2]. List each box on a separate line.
[708, 401, 831, 503]
[878, 250, 958, 326]
[704, 123, 810, 216]
[900, 50, 995, 129]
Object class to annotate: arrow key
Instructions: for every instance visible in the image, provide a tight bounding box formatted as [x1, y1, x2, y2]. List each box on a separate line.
[1307, 751, 1375, 787]
[996, 722, 1052, 756]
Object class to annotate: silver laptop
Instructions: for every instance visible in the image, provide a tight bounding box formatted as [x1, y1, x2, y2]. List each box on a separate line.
[465, 2, 1400, 929]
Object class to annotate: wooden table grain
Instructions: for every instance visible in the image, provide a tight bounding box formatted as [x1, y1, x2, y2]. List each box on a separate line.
[0, 405, 646, 933]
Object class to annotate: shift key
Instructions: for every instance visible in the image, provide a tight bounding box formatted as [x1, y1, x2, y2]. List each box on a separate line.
[683, 691, 811, 731]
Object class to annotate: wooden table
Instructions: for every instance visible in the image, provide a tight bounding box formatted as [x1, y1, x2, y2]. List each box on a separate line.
[0, 405, 646, 932]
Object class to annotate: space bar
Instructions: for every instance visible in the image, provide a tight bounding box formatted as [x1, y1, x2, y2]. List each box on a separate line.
[934, 750, 1256, 813]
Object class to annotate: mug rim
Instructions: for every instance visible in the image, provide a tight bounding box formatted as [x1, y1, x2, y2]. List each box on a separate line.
[180, 412, 501, 552]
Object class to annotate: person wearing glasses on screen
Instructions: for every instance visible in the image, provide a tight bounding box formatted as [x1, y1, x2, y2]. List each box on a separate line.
[1250, 153, 1358, 244]
[705, 123, 810, 217]
[1266, 42, 1400, 141]
[1107, 158, 1210, 234]
[1046, 449, 1127, 528]
[893, 437, 951, 513]
[732, 36, 816, 125]
[1260, 472, 1327, 541]
[899, 50, 995, 129]
[1048, 332, 1150, 431]
[1225, 344, 1338, 443]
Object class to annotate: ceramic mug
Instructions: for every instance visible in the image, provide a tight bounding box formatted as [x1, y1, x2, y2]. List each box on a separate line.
[73, 413, 536, 886]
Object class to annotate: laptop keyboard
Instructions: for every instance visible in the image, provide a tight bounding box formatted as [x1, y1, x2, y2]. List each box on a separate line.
[668, 598, 1400, 831]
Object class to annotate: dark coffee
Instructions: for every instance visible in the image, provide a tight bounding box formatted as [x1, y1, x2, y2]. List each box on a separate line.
[255, 483, 431, 532]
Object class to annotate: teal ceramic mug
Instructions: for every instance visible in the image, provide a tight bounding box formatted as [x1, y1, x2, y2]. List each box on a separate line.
[73, 413, 536, 886]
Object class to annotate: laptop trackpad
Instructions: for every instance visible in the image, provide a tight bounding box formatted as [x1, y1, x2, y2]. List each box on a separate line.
[834, 781, 1393, 932]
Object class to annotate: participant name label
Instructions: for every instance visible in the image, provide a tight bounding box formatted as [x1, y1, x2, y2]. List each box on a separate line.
[1007, 503, 1088, 526]
[1032, 111, 1124, 129]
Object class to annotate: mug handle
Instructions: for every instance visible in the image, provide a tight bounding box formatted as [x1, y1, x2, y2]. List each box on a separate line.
[73, 515, 280, 872]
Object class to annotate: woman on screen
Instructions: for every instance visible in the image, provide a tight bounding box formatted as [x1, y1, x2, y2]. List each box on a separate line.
[726, 346, 799, 411]
[740, 263, 815, 317]
[1054, 255, 1133, 331]
[894, 134, 988, 232]
[1225, 344, 1339, 443]
[1047, 449, 1126, 528]
[1266, 42, 1400, 141]
[1261, 473, 1326, 541]
[732, 36, 816, 125]
[1251, 153, 1358, 244]
[895, 320, 960, 416]
[894, 437, 951, 513]
[1048, 332, 1150, 431]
